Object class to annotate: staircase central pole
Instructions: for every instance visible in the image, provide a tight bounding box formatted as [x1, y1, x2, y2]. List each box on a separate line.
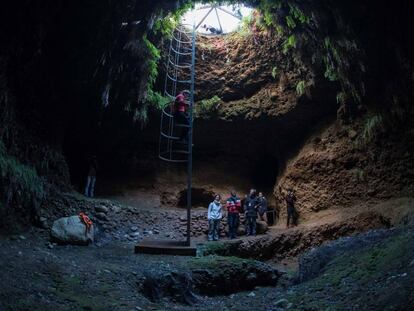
[186, 21, 196, 246]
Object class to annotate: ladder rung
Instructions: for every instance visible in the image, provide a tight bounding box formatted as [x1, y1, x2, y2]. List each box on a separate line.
[172, 33, 192, 45]
[168, 58, 192, 69]
[163, 89, 191, 100]
[171, 150, 189, 154]
[164, 91, 176, 100]
[160, 131, 190, 142]
[166, 73, 191, 83]
[175, 123, 190, 128]
[159, 149, 189, 156]
[159, 155, 187, 163]
[176, 27, 193, 35]
[178, 23, 193, 29]
[160, 132, 180, 140]
[162, 108, 174, 118]
[162, 108, 192, 121]
[171, 46, 192, 56]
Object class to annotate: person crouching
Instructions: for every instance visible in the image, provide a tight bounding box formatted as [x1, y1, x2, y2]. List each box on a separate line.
[207, 194, 222, 241]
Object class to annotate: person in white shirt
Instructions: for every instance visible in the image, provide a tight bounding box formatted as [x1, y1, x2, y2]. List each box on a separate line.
[207, 194, 222, 241]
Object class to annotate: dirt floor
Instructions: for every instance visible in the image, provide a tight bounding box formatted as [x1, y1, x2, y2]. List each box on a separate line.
[1, 188, 413, 310]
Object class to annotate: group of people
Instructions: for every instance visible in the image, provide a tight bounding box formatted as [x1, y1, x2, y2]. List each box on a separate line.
[207, 189, 269, 241]
[207, 188, 298, 241]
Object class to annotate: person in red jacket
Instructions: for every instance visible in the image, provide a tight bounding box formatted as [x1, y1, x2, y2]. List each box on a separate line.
[225, 190, 242, 239]
[174, 91, 190, 143]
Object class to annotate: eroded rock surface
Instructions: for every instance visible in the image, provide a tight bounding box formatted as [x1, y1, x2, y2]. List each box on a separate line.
[203, 211, 390, 260]
[140, 256, 282, 304]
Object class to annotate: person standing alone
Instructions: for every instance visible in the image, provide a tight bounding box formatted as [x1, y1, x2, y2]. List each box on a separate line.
[226, 190, 242, 239]
[286, 188, 297, 228]
[84, 155, 98, 198]
[207, 194, 222, 241]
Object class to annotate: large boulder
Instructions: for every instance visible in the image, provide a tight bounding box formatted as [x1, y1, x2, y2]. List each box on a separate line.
[256, 220, 269, 234]
[237, 226, 246, 236]
[51, 215, 94, 245]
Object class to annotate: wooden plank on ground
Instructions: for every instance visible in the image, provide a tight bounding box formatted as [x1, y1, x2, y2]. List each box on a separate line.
[135, 239, 197, 256]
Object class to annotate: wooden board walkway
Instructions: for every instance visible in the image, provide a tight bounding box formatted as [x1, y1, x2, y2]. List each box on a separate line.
[135, 239, 197, 256]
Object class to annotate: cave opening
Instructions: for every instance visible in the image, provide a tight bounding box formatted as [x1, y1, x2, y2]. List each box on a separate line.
[177, 187, 215, 208]
[182, 3, 253, 35]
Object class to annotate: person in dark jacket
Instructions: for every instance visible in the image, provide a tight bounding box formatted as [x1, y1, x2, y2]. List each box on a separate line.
[241, 194, 248, 229]
[286, 188, 297, 228]
[257, 192, 268, 222]
[244, 189, 259, 236]
[225, 190, 242, 239]
[84, 155, 98, 198]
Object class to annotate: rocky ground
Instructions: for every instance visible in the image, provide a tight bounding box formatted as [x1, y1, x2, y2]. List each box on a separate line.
[40, 190, 410, 248]
[1, 211, 414, 310]
[0, 228, 284, 311]
[1, 191, 413, 310]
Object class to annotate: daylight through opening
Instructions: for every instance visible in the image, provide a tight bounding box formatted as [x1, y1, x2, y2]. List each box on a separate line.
[182, 3, 253, 35]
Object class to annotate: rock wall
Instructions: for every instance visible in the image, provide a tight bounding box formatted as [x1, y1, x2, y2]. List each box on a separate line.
[275, 117, 414, 219]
